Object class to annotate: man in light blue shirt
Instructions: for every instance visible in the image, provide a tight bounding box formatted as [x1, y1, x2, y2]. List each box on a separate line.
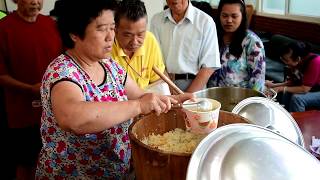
[150, 0, 220, 92]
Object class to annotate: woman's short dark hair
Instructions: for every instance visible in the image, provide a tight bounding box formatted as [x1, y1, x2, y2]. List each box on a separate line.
[216, 0, 247, 58]
[115, 0, 147, 26]
[54, 0, 117, 48]
[281, 41, 311, 61]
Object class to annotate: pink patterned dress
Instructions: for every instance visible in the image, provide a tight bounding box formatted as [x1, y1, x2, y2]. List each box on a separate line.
[36, 54, 131, 179]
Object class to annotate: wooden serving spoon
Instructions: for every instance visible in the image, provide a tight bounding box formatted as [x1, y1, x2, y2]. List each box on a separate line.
[152, 66, 212, 111]
[152, 66, 184, 94]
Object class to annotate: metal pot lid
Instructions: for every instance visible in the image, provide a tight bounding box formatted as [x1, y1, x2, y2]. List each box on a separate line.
[187, 124, 320, 180]
[232, 97, 304, 147]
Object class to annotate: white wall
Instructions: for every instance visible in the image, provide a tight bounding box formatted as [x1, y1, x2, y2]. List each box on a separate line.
[0, 0, 6, 11]
[143, 0, 165, 29]
[1, 0, 165, 29]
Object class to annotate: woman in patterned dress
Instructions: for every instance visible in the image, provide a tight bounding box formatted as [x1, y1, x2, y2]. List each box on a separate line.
[266, 41, 320, 112]
[35, 0, 192, 179]
[208, 0, 266, 92]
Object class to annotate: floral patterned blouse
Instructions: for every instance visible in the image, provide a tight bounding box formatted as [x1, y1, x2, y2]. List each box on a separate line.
[208, 30, 266, 91]
[36, 54, 131, 179]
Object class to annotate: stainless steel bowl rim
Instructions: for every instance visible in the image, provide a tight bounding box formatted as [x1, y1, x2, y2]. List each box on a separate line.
[232, 97, 305, 147]
[193, 87, 268, 112]
[195, 87, 266, 95]
[194, 86, 277, 100]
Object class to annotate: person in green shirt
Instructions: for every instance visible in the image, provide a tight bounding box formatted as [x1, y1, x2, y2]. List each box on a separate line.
[0, 10, 7, 19]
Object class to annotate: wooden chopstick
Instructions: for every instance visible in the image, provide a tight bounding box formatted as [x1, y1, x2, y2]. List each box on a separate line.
[152, 66, 184, 94]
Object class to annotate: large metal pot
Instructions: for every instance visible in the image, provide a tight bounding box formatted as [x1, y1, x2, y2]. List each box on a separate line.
[194, 87, 269, 112]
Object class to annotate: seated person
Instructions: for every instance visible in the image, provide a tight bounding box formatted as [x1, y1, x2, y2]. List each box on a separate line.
[207, 0, 265, 92]
[151, 0, 220, 93]
[111, 0, 168, 94]
[266, 41, 320, 112]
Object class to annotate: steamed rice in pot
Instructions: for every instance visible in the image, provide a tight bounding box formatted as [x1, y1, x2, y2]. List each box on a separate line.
[141, 128, 206, 154]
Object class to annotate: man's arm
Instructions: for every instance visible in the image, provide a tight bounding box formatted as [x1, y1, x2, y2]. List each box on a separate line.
[0, 74, 40, 95]
[186, 67, 214, 93]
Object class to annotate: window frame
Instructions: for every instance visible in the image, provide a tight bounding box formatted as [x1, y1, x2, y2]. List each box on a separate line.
[256, 0, 320, 24]
[198, 0, 319, 24]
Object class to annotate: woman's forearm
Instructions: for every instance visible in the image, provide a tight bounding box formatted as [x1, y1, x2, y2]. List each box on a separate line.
[54, 99, 141, 134]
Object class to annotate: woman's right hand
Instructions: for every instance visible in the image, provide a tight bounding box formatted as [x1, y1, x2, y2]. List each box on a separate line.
[137, 93, 178, 116]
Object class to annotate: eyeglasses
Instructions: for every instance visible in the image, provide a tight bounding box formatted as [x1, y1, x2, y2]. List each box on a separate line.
[280, 56, 286, 62]
[280, 56, 297, 63]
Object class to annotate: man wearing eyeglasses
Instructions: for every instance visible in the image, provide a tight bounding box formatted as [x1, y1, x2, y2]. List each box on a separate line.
[151, 0, 221, 92]
[111, 0, 168, 94]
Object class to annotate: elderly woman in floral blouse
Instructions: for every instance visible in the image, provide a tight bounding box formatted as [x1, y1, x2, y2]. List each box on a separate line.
[208, 0, 265, 91]
[35, 0, 192, 179]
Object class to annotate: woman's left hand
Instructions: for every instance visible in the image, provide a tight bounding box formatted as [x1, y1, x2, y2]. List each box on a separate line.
[155, 93, 194, 114]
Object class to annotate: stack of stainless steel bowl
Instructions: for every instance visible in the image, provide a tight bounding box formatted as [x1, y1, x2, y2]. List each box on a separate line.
[187, 124, 320, 180]
[188, 88, 317, 180]
[232, 97, 304, 147]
